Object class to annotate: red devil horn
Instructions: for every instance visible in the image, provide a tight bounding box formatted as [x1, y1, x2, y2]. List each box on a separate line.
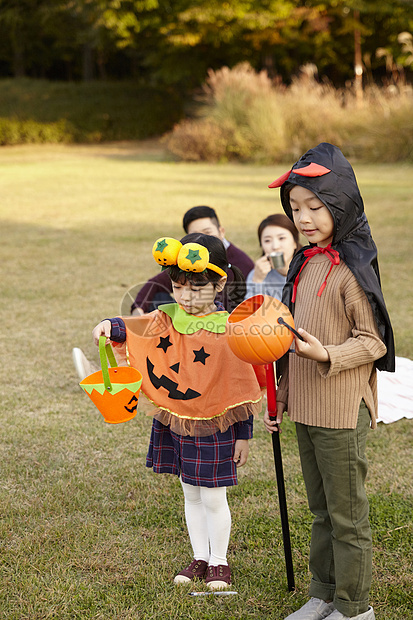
[268, 163, 331, 189]
[268, 170, 292, 188]
[293, 163, 331, 177]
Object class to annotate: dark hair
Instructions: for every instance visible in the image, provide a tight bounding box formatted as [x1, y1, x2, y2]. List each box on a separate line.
[168, 232, 246, 308]
[257, 213, 300, 247]
[183, 206, 220, 233]
[282, 182, 295, 205]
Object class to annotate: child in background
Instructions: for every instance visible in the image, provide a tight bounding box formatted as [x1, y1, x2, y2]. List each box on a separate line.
[265, 143, 395, 620]
[92, 233, 262, 590]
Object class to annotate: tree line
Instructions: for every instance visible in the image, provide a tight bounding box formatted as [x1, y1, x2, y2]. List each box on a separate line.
[0, 0, 412, 89]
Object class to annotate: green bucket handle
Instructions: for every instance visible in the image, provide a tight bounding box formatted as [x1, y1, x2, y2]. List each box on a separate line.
[98, 335, 118, 392]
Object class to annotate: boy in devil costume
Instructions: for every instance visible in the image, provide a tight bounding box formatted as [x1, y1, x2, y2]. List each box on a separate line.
[264, 143, 395, 620]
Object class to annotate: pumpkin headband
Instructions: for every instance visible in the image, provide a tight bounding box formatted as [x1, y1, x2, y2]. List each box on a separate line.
[152, 237, 227, 278]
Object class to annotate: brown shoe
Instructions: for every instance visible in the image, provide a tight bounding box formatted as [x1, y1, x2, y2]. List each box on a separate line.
[174, 559, 208, 584]
[205, 564, 231, 590]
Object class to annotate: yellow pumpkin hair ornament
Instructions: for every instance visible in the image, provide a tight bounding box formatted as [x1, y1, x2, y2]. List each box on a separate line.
[152, 238, 226, 277]
[152, 237, 183, 267]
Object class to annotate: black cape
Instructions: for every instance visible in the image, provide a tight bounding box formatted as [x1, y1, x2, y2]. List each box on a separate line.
[269, 142, 395, 372]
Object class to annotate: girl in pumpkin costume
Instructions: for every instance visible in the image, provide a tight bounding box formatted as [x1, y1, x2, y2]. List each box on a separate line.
[92, 233, 263, 590]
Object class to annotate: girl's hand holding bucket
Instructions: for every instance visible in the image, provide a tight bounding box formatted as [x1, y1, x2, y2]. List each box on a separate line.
[92, 320, 112, 346]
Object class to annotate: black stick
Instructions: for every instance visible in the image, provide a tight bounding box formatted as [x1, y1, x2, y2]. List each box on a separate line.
[265, 362, 295, 592]
[277, 316, 305, 341]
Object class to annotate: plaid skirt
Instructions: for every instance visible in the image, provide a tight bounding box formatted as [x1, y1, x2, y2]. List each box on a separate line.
[146, 419, 239, 488]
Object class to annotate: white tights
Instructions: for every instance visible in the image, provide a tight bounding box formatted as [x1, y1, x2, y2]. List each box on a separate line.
[180, 479, 231, 566]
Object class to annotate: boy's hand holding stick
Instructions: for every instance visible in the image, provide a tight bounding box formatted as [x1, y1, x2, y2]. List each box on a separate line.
[293, 328, 330, 363]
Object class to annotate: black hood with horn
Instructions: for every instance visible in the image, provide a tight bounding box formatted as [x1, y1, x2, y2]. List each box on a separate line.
[269, 142, 395, 372]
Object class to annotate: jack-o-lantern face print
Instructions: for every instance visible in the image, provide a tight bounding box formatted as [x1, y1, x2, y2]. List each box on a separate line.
[121, 309, 263, 421]
[146, 336, 211, 401]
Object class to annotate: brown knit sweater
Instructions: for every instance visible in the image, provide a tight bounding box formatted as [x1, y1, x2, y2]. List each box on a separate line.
[277, 254, 387, 429]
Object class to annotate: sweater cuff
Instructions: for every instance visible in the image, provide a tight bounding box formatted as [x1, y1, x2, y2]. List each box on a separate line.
[317, 345, 341, 378]
[108, 317, 126, 343]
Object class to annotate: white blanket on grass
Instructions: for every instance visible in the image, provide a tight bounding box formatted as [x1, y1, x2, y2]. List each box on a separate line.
[377, 357, 413, 424]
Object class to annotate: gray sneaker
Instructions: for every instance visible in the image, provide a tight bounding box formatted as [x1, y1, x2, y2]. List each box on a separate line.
[327, 606, 375, 620]
[285, 598, 335, 620]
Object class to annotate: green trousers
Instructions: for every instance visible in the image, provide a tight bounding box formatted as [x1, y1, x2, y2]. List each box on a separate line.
[295, 402, 372, 617]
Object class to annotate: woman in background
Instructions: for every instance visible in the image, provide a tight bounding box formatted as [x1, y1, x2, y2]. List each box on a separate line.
[245, 213, 300, 300]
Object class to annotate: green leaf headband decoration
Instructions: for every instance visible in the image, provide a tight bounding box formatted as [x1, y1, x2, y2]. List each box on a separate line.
[152, 237, 227, 277]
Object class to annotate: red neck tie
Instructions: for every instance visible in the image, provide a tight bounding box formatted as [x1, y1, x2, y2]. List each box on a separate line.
[292, 244, 340, 303]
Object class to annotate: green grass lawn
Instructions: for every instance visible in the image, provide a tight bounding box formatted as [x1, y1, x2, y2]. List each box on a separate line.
[1, 143, 412, 619]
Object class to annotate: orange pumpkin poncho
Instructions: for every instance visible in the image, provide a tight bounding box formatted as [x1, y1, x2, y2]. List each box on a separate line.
[114, 304, 263, 436]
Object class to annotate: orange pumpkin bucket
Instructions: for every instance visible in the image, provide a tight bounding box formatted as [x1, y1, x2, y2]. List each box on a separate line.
[226, 294, 295, 364]
[79, 336, 142, 424]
